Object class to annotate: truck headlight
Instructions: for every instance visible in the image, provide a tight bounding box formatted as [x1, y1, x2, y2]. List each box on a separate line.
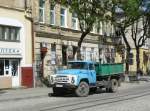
[50, 75, 55, 84]
[71, 77, 75, 84]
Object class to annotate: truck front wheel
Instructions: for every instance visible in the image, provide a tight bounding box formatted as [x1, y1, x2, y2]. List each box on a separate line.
[75, 81, 89, 97]
[109, 79, 118, 92]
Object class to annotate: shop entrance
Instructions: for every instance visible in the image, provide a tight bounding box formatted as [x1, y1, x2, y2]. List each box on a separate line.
[10, 59, 19, 87]
[0, 59, 20, 87]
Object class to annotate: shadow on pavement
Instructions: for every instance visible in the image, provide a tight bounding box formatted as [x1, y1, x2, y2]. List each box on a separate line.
[48, 88, 106, 98]
[0, 90, 6, 95]
[48, 93, 77, 97]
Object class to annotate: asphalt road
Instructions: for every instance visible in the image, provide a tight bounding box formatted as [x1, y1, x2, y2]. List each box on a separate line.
[1, 82, 150, 111]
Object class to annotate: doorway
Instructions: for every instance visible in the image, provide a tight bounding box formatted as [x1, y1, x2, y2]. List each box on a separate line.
[10, 59, 19, 87]
[0, 59, 20, 88]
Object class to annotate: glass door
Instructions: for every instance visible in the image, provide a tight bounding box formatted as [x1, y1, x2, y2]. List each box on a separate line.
[0, 60, 4, 76]
[10, 59, 19, 87]
[4, 60, 10, 76]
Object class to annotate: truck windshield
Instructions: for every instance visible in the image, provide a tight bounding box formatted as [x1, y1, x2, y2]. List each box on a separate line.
[67, 62, 88, 69]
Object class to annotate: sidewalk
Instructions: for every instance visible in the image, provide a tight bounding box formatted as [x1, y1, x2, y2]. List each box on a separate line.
[0, 87, 51, 102]
[0, 79, 150, 102]
[120, 80, 150, 90]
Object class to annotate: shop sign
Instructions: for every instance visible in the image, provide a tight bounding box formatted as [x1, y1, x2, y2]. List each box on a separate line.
[0, 48, 21, 55]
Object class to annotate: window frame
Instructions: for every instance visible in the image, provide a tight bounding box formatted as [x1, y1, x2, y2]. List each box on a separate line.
[50, 4, 55, 25]
[0, 25, 20, 42]
[39, 0, 45, 23]
[0, 59, 19, 77]
[51, 43, 56, 65]
[72, 12, 78, 30]
[60, 7, 67, 27]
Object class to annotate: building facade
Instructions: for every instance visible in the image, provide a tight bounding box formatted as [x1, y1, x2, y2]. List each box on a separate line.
[31, 0, 120, 86]
[0, 0, 33, 89]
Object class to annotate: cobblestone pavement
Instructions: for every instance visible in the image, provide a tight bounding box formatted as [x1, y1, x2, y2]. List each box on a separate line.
[80, 93, 150, 111]
[0, 81, 148, 102]
[0, 81, 150, 111]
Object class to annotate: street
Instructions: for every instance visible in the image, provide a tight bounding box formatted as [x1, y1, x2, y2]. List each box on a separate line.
[0, 82, 150, 111]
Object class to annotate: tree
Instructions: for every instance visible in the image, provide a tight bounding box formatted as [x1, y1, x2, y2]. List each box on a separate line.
[130, 16, 149, 74]
[110, 0, 150, 75]
[110, 0, 144, 74]
[52, 0, 109, 59]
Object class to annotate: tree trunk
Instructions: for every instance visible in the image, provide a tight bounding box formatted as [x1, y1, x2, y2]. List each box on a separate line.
[126, 47, 131, 74]
[136, 47, 140, 75]
[120, 27, 131, 75]
[73, 32, 89, 59]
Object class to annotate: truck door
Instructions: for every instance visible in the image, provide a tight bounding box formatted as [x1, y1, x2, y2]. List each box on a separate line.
[89, 63, 96, 86]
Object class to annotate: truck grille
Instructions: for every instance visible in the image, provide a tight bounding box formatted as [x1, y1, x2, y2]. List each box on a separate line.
[55, 76, 69, 83]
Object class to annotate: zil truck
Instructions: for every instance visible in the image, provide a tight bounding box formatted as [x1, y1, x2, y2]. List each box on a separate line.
[49, 61, 124, 97]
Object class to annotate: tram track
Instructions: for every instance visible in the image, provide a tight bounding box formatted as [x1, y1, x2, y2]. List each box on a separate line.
[40, 88, 150, 111]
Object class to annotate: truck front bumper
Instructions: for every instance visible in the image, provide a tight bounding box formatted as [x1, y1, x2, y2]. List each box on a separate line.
[50, 83, 77, 89]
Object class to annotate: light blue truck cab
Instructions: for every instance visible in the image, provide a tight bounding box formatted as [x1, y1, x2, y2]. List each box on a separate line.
[49, 61, 123, 97]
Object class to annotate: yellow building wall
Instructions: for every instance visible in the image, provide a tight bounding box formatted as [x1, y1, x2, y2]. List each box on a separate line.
[115, 52, 122, 63]
[139, 48, 149, 74]
[124, 48, 149, 75]
[115, 48, 149, 75]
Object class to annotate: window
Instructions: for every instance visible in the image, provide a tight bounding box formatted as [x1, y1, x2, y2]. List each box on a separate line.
[0, 59, 19, 76]
[89, 64, 94, 70]
[39, 0, 45, 23]
[129, 53, 134, 65]
[72, 13, 78, 30]
[62, 45, 67, 65]
[67, 46, 73, 61]
[68, 62, 88, 69]
[97, 22, 102, 34]
[91, 25, 95, 33]
[60, 8, 67, 27]
[0, 25, 20, 41]
[81, 47, 86, 60]
[0, 60, 4, 76]
[51, 43, 56, 64]
[50, 4, 55, 25]
[90, 48, 95, 61]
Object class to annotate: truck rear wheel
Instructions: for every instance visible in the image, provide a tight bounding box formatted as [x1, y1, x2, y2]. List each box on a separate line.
[75, 81, 89, 97]
[109, 79, 118, 92]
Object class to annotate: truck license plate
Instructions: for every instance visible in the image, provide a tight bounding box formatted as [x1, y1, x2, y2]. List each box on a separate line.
[56, 84, 63, 87]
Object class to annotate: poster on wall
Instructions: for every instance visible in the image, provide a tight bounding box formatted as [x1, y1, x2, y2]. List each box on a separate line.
[67, 46, 73, 61]
[86, 51, 91, 61]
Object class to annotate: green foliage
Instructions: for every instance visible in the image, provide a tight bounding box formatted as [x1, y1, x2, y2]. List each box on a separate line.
[110, 0, 143, 28]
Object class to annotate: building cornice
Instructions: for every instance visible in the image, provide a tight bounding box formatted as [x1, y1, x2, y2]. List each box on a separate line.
[36, 31, 99, 44]
[34, 22, 102, 37]
[0, 5, 25, 12]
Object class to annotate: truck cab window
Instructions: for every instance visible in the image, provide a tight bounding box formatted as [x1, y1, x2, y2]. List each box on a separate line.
[89, 64, 94, 70]
[68, 62, 88, 69]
